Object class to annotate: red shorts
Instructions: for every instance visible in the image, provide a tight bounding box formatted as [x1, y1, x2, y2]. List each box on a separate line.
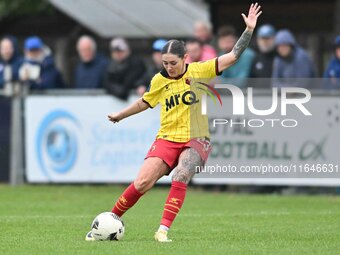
[145, 138, 212, 169]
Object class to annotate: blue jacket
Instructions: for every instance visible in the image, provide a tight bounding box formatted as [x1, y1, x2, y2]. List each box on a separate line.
[323, 57, 340, 89]
[272, 30, 316, 88]
[219, 48, 255, 88]
[0, 36, 23, 88]
[24, 54, 65, 89]
[74, 54, 108, 89]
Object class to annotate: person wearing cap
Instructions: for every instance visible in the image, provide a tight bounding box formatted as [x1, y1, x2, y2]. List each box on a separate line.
[19, 36, 65, 89]
[323, 35, 340, 89]
[250, 24, 276, 81]
[0, 35, 23, 89]
[272, 29, 315, 88]
[151, 39, 167, 71]
[75, 35, 109, 89]
[135, 39, 167, 95]
[104, 38, 146, 100]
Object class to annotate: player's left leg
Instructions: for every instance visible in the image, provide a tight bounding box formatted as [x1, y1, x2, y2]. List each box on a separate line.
[155, 147, 204, 242]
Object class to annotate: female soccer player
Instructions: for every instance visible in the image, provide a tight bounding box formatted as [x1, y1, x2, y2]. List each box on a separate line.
[86, 3, 262, 242]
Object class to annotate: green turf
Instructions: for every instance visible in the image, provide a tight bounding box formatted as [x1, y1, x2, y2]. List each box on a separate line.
[0, 185, 339, 255]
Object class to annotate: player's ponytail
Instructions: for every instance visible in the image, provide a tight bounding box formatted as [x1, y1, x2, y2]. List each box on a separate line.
[161, 40, 186, 58]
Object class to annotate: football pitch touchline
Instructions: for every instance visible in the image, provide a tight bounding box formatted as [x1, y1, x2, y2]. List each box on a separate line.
[0, 211, 338, 218]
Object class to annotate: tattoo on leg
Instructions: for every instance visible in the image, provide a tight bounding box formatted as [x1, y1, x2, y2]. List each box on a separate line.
[232, 29, 253, 59]
[172, 148, 204, 184]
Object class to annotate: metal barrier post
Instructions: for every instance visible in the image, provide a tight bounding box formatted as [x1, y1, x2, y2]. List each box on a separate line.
[9, 82, 26, 185]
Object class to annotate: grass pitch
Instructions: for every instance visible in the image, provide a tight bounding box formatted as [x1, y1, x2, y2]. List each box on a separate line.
[0, 185, 339, 255]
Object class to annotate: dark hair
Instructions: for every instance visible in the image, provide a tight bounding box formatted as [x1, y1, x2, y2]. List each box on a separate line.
[185, 38, 203, 47]
[161, 39, 186, 58]
[217, 25, 237, 38]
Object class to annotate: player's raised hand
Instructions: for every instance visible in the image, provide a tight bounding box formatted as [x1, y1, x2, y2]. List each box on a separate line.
[241, 3, 262, 31]
[108, 112, 122, 123]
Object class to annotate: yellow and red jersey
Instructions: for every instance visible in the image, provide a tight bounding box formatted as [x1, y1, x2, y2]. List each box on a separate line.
[142, 57, 220, 142]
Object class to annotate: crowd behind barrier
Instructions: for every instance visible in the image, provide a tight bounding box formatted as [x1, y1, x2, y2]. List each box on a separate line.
[0, 22, 340, 99]
[1, 21, 340, 191]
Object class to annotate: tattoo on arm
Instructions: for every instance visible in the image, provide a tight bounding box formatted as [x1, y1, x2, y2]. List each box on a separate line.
[232, 29, 253, 59]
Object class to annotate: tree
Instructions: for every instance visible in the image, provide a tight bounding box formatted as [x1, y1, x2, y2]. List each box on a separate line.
[0, 0, 54, 20]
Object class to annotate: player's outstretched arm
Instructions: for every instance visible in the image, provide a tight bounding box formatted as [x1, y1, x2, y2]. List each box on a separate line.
[217, 3, 262, 72]
[108, 97, 149, 123]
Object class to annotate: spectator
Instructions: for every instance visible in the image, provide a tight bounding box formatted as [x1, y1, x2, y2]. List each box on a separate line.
[272, 29, 316, 88]
[217, 25, 255, 87]
[250, 24, 276, 78]
[0, 36, 23, 89]
[194, 20, 213, 45]
[19, 36, 64, 89]
[193, 20, 217, 62]
[136, 39, 167, 95]
[186, 38, 216, 63]
[74, 35, 108, 89]
[323, 35, 340, 89]
[104, 38, 146, 100]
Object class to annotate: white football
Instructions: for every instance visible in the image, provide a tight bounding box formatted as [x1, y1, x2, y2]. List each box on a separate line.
[91, 212, 125, 241]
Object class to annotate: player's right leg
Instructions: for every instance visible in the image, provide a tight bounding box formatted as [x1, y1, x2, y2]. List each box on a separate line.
[85, 157, 169, 241]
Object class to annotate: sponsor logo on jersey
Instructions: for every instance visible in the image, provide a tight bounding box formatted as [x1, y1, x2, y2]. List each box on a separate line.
[165, 91, 199, 111]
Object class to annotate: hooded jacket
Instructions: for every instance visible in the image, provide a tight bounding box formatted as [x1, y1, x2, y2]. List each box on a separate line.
[272, 30, 316, 87]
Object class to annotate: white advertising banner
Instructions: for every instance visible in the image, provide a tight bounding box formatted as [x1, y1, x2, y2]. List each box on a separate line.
[24, 95, 172, 183]
[25, 93, 340, 186]
[193, 93, 340, 186]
